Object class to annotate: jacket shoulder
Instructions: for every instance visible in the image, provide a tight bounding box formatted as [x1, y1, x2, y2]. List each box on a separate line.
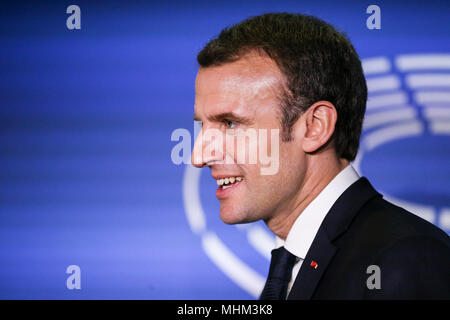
[345, 197, 450, 299]
[356, 196, 449, 244]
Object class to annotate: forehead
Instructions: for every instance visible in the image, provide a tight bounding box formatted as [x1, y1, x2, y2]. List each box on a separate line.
[195, 53, 284, 117]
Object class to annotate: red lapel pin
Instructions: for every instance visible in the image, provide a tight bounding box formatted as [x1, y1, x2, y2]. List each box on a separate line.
[310, 261, 318, 269]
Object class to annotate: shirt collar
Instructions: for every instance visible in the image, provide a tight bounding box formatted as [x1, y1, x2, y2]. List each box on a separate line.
[275, 165, 360, 259]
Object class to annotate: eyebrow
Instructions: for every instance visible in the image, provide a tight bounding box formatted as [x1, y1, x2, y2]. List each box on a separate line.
[193, 112, 253, 124]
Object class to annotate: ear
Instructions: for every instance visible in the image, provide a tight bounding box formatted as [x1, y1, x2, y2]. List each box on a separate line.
[301, 101, 337, 153]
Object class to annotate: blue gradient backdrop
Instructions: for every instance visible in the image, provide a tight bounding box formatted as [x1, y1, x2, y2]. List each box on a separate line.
[0, 0, 449, 299]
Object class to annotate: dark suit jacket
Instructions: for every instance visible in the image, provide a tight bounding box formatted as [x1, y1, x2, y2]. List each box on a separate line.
[287, 177, 450, 300]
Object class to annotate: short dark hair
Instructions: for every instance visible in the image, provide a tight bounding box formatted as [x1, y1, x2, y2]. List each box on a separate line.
[197, 13, 367, 161]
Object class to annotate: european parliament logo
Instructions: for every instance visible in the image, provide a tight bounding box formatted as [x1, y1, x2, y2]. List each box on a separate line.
[182, 53, 450, 298]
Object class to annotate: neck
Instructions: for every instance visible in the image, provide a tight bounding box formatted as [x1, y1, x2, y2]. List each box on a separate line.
[265, 155, 349, 240]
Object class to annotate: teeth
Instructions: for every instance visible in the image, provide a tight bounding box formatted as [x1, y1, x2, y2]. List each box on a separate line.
[215, 176, 243, 187]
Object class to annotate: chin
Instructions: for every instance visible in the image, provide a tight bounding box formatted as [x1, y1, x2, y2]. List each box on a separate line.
[219, 203, 257, 225]
[219, 204, 245, 225]
[219, 208, 240, 225]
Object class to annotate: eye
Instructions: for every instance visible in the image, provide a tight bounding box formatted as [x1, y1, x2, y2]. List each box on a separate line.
[195, 120, 203, 128]
[225, 120, 237, 129]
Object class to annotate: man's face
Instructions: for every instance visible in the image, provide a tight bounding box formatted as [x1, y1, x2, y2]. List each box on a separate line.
[192, 54, 306, 225]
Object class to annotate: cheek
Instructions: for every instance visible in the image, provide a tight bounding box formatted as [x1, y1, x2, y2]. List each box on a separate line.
[281, 140, 303, 162]
[246, 143, 296, 188]
[277, 144, 305, 183]
[224, 133, 260, 165]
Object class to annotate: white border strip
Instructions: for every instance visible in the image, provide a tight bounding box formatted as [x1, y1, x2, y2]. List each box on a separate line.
[414, 91, 450, 104]
[396, 54, 450, 71]
[439, 209, 450, 230]
[363, 57, 391, 75]
[423, 106, 450, 119]
[367, 75, 401, 92]
[367, 92, 408, 110]
[363, 108, 416, 130]
[363, 120, 423, 151]
[406, 74, 450, 88]
[429, 120, 450, 134]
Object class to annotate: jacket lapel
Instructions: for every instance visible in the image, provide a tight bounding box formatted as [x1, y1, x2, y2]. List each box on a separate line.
[287, 177, 382, 300]
[287, 227, 336, 299]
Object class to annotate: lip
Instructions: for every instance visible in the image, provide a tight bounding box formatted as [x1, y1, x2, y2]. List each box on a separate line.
[216, 180, 243, 200]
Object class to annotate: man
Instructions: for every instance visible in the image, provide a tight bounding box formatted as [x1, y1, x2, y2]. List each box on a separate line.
[191, 13, 450, 299]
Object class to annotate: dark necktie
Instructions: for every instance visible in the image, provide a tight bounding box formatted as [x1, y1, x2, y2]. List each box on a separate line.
[260, 246, 297, 300]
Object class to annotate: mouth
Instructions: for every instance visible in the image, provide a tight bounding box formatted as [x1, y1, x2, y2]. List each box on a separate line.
[215, 176, 244, 200]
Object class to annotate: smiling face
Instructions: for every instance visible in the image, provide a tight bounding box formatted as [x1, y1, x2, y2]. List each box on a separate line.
[192, 53, 307, 226]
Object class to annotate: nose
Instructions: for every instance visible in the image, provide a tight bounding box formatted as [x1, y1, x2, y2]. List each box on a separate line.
[191, 127, 225, 168]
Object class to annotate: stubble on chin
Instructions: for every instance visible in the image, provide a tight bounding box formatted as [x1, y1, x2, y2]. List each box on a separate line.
[219, 201, 255, 225]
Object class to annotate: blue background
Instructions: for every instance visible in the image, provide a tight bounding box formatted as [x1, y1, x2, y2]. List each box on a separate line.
[0, 0, 449, 299]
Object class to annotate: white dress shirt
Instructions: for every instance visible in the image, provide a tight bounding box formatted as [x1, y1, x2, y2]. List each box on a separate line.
[274, 164, 360, 297]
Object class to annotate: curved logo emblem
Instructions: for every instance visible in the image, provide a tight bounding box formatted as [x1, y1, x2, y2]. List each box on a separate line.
[183, 54, 450, 298]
